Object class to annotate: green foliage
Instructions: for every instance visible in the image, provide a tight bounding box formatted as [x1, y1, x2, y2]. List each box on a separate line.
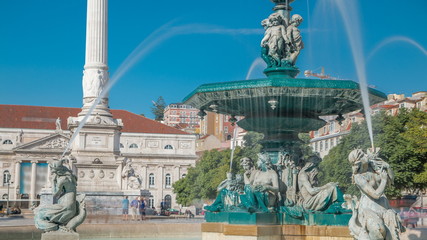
[151, 96, 166, 121]
[173, 131, 264, 205]
[319, 109, 427, 198]
[299, 133, 314, 159]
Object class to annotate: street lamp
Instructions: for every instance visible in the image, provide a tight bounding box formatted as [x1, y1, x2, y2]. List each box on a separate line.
[5, 171, 11, 216]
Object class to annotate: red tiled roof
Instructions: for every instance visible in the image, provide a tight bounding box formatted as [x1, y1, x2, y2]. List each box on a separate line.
[0, 105, 188, 135]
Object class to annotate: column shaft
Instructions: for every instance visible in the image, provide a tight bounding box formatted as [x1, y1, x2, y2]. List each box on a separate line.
[14, 161, 21, 200]
[30, 161, 37, 201]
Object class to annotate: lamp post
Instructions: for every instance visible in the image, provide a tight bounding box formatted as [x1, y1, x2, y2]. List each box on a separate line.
[5, 172, 11, 216]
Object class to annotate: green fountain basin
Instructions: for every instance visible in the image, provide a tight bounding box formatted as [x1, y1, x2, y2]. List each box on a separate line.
[183, 77, 386, 134]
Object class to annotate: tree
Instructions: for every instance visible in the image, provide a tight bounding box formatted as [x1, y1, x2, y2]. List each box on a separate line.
[173, 148, 244, 206]
[151, 96, 166, 121]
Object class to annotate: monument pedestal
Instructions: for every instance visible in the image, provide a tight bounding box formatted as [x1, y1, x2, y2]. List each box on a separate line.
[41, 231, 80, 240]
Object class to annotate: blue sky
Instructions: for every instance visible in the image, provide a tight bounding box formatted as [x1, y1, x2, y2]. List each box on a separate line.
[1, 0, 426, 119]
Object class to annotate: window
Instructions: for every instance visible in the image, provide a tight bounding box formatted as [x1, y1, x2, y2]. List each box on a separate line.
[164, 145, 173, 149]
[181, 174, 187, 178]
[325, 140, 329, 151]
[2, 194, 7, 199]
[165, 174, 171, 187]
[149, 198, 155, 208]
[2, 139, 12, 145]
[330, 122, 335, 132]
[120, 143, 124, 148]
[164, 195, 172, 209]
[320, 141, 323, 151]
[3, 170, 11, 185]
[129, 143, 138, 148]
[149, 173, 155, 187]
[224, 126, 228, 133]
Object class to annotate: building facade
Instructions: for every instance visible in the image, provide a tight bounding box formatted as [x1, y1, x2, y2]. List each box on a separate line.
[309, 91, 427, 158]
[0, 105, 197, 211]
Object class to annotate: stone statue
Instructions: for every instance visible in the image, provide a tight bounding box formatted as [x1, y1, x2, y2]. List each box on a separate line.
[276, 150, 299, 206]
[261, 12, 289, 66]
[286, 14, 304, 65]
[204, 172, 245, 212]
[298, 155, 344, 212]
[55, 117, 62, 131]
[82, 69, 108, 99]
[249, 153, 279, 212]
[121, 160, 142, 190]
[34, 158, 86, 233]
[240, 157, 255, 185]
[346, 149, 405, 240]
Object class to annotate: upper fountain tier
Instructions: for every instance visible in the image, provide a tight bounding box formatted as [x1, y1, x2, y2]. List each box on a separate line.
[183, 77, 386, 133]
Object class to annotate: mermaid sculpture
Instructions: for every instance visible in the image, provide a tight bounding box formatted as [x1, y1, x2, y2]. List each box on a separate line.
[34, 157, 86, 233]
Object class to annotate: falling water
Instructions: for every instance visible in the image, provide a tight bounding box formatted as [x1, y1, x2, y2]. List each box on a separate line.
[367, 35, 427, 61]
[61, 22, 263, 158]
[331, 0, 375, 149]
[229, 126, 239, 172]
[245, 57, 266, 80]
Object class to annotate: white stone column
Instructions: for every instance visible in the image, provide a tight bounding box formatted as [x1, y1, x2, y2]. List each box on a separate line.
[117, 163, 123, 189]
[14, 161, 21, 200]
[141, 165, 148, 189]
[45, 163, 51, 188]
[30, 160, 38, 201]
[80, 0, 111, 117]
[157, 165, 164, 208]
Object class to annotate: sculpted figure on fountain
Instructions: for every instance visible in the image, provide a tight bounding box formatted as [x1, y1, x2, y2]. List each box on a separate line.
[345, 149, 405, 240]
[261, 7, 303, 69]
[297, 155, 345, 213]
[34, 157, 86, 233]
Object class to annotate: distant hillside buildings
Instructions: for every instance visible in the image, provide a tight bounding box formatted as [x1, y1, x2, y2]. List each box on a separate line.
[309, 91, 427, 158]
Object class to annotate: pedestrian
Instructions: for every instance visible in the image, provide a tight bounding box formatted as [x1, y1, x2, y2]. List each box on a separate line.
[122, 196, 129, 221]
[139, 197, 146, 220]
[130, 197, 139, 221]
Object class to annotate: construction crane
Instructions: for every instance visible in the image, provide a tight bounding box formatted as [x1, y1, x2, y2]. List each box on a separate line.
[304, 67, 337, 80]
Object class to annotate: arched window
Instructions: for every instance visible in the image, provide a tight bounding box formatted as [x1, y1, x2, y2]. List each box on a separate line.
[164, 195, 172, 209]
[120, 143, 124, 148]
[149, 173, 155, 187]
[129, 143, 138, 149]
[2, 194, 8, 199]
[227, 135, 232, 140]
[181, 174, 187, 179]
[164, 145, 173, 149]
[3, 139, 12, 145]
[3, 170, 10, 185]
[165, 174, 171, 187]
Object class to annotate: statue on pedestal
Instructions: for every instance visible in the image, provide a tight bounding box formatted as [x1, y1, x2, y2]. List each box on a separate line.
[121, 159, 142, 190]
[34, 158, 86, 234]
[345, 149, 405, 240]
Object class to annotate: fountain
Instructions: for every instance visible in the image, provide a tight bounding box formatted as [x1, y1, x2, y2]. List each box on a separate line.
[183, 0, 387, 239]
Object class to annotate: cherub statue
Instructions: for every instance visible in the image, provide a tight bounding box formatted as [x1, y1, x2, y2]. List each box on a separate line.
[286, 14, 304, 65]
[261, 12, 289, 65]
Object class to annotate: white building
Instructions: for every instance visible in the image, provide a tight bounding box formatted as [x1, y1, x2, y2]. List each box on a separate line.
[0, 105, 197, 210]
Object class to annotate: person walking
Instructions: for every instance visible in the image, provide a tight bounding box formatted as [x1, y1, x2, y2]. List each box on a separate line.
[122, 196, 129, 221]
[139, 197, 146, 220]
[130, 197, 139, 221]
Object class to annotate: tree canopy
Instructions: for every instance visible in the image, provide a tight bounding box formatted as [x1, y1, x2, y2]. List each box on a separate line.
[319, 109, 427, 197]
[151, 96, 166, 121]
